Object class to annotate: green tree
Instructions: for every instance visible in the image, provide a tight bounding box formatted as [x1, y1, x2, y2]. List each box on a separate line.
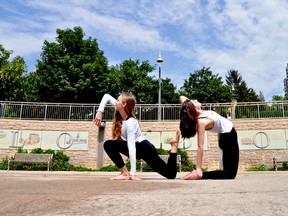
[259, 91, 265, 101]
[225, 69, 260, 102]
[272, 95, 284, 101]
[238, 81, 260, 102]
[284, 87, 288, 100]
[106, 59, 178, 104]
[106, 59, 155, 103]
[35, 26, 109, 103]
[160, 77, 178, 104]
[21, 72, 40, 101]
[0, 44, 27, 101]
[180, 67, 230, 103]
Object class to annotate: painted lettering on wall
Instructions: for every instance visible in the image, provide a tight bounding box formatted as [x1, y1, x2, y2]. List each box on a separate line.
[237, 129, 288, 149]
[0, 129, 88, 150]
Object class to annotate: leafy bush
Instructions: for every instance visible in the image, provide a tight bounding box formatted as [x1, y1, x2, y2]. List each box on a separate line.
[0, 147, 205, 172]
[98, 165, 119, 171]
[0, 157, 8, 170]
[246, 164, 273, 171]
[277, 162, 288, 171]
[246, 163, 288, 171]
[177, 148, 196, 171]
[0, 148, 94, 171]
[17, 148, 28, 153]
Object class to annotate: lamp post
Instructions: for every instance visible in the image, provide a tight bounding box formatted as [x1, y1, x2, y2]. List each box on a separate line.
[157, 52, 163, 121]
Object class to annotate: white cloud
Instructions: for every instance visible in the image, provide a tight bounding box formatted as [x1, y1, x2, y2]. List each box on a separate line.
[0, 0, 287, 100]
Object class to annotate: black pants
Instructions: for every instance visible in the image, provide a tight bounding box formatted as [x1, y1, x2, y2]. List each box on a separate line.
[104, 139, 177, 179]
[202, 128, 239, 179]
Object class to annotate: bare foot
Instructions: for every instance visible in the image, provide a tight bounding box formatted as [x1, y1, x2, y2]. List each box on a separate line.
[181, 170, 202, 180]
[170, 130, 181, 146]
[169, 130, 180, 153]
[110, 173, 130, 180]
[130, 175, 142, 181]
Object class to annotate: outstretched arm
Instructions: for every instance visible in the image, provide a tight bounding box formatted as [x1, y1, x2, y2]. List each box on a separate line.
[94, 94, 117, 126]
[97, 94, 117, 112]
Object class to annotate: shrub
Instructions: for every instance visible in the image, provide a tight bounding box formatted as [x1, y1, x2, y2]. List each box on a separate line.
[98, 165, 119, 171]
[0, 148, 94, 171]
[246, 164, 273, 171]
[277, 162, 288, 171]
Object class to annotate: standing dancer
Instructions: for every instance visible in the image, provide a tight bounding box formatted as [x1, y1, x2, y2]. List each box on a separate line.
[94, 93, 180, 180]
[179, 96, 239, 180]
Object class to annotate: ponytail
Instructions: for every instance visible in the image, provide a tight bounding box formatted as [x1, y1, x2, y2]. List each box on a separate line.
[112, 110, 122, 139]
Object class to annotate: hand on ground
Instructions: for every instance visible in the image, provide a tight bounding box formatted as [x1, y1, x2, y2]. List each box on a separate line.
[180, 170, 202, 180]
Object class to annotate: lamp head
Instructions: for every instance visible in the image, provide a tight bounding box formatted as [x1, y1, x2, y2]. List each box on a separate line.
[157, 52, 163, 63]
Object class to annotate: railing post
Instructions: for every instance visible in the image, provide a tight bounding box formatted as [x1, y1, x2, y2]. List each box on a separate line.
[97, 121, 106, 168]
[92, 105, 96, 120]
[44, 104, 48, 121]
[139, 105, 142, 121]
[69, 104, 72, 121]
[20, 103, 23, 120]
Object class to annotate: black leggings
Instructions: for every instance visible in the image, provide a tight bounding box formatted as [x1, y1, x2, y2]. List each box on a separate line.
[202, 128, 239, 179]
[104, 139, 177, 179]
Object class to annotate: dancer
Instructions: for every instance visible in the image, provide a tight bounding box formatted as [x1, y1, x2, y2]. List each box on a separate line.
[179, 96, 239, 180]
[94, 93, 179, 180]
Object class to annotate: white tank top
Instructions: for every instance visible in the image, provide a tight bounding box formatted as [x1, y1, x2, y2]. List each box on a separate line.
[199, 111, 233, 134]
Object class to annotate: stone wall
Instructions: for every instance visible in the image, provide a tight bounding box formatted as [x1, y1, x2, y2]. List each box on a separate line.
[1, 119, 288, 171]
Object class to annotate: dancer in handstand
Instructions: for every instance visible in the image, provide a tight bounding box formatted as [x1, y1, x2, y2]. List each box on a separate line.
[179, 96, 239, 180]
[94, 93, 180, 180]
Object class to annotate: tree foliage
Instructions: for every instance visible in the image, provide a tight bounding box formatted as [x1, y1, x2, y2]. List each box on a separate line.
[0, 44, 27, 101]
[161, 78, 179, 104]
[225, 69, 260, 102]
[34, 26, 109, 103]
[106, 59, 156, 103]
[180, 67, 230, 103]
[0, 26, 272, 104]
[272, 95, 285, 101]
[106, 59, 178, 104]
[284, 87, 288, 100]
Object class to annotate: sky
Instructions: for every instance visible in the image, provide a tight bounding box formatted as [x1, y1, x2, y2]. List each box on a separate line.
[1, 0, 288, 101]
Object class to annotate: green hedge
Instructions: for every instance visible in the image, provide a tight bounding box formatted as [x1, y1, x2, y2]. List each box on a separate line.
[0, 147, 199, 172]
[0, 148, 94, 171]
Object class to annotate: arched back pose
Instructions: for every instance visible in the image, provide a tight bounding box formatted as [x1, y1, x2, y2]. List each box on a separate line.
[179, 96, 239, 180]
[94, 93, 180, 180]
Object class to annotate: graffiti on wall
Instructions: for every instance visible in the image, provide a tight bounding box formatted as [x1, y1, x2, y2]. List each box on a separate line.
[0, 129, 88, 150]
[237, 129, 288, 149]
[144, 129, 288, 150]
[0, 128, 287, 151]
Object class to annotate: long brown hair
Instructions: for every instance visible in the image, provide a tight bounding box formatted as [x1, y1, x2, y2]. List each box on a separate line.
[180, 99, 199, 138]
[112, 92, 136, 139]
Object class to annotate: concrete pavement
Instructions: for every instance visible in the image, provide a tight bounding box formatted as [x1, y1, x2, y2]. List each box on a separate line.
[0, 171, 287, 216]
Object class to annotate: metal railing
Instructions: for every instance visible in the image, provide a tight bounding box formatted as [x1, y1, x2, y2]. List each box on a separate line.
[1, 101, 288, 121]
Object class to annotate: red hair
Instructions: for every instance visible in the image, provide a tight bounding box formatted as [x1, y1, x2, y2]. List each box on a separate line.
[180, 99, 199, 138]
[112, 92, 136, 139]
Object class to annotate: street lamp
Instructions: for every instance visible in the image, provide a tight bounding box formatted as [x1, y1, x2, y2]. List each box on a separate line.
[157, 52, 163, 121]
